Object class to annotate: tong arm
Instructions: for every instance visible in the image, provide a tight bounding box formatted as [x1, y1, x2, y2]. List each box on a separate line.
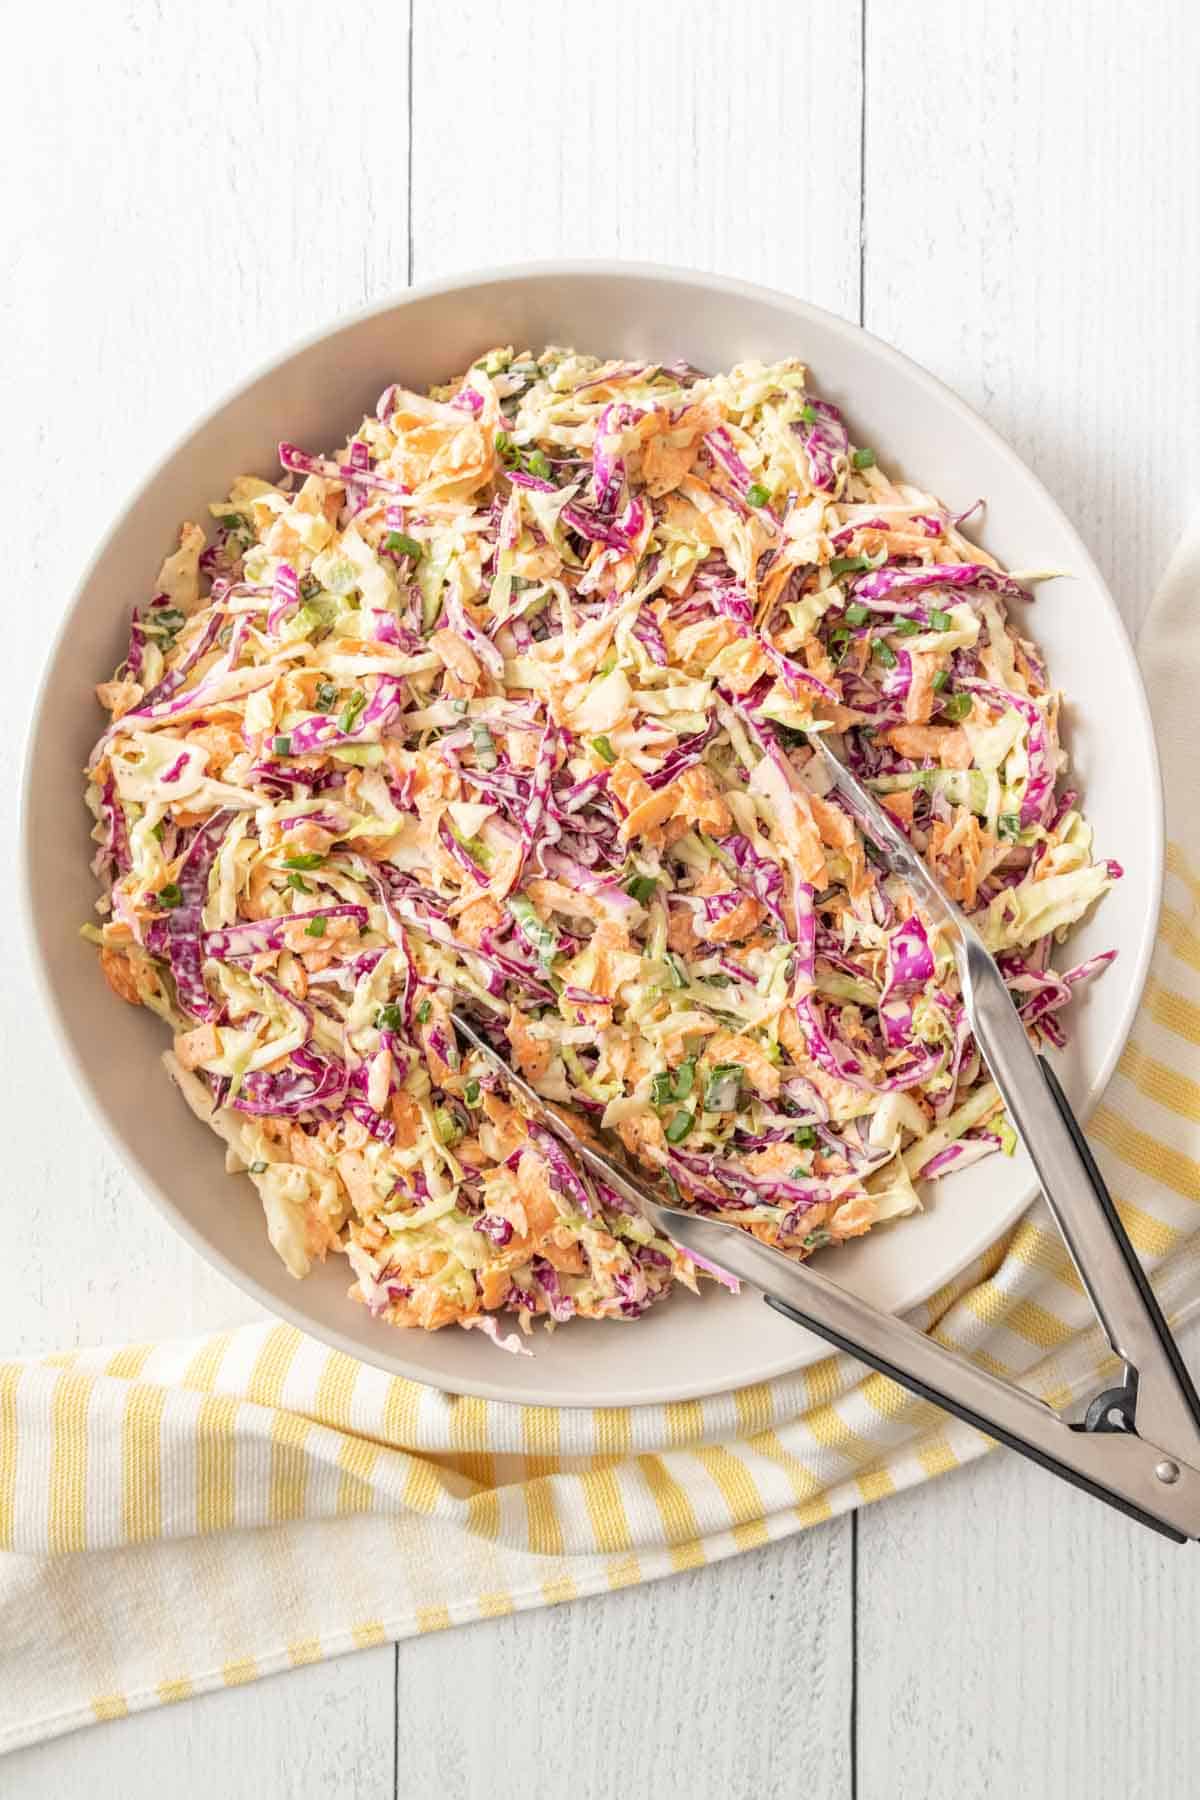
[811, 730, 1200, 1472]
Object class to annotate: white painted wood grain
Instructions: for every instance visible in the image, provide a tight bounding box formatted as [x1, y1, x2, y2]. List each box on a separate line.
[861, 0, 1200, 635]
[410, 0, 864, 319]
[1, 1650, 397, 1800]
[858, 1451, 1200, 1800]
[392, 1532, 851, 1800]
[5, 0, 1200, 1793]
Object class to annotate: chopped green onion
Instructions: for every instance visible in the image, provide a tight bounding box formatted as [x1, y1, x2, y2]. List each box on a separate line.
[434, 1106, 461, 1146]
[827, 626, 852, 666]
[997, 813, 1023, 841]
[650, 1072, 674, 1108]
[523, 448, 552, 481]
[157, 883, 183, 909]
[284, 852, 325, 870]
[703, 1064, 743, 1112]
[929, 608, 952, 631]
[799, 403, 817, 425]
[940, 692, 973, 722]
[304, 916, 326, 938]
[219, 512, 248, 531]
[625, 874, 657, 904]
[745, 482, 771, 508]
[672, 1059, 696, 1102]
[494, 430, 519, 468]
[416, 999, 432, 1025]
[272, 735, 292, 756]
[591, 734, 616, 765]
[248, 1160, 268, 1175]
[851, 447, 877, 470]
[338, 690, 367, 734]
[892, 617, 921, 637]
[315, 680, 338, 712]
[663, 952, 689, 989]
[802, 1227, 832, 1252]
[831, 557, 872, 580]
[287, 872, 312, 894]
[151, 821, 165, 843]
[844, 602, 871, 625]
[665, 1108, 695, 1144]
[507, 896, 560, 970]
[873, 639, 899, 670]
[385, 530, 422, 560]
[931, 668, 950, 693]
[376, 1003, 404, 1032]
[471, 723, 498, 770]
[793, 1125, 818, 1149]
[464, 1078, 480, 1107]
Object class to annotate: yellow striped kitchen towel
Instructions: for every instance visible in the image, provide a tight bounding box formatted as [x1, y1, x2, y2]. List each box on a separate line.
[3, 528, 1199, 1755]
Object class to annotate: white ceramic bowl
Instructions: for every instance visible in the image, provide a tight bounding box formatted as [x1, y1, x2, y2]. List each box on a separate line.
[23, 264, 1162, 1406]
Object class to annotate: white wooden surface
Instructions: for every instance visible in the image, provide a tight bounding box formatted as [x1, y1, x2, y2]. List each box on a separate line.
[4, 1, 1199, 1793]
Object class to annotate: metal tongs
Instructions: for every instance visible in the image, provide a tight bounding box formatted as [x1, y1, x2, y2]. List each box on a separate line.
[452, 737, 1200, 1539]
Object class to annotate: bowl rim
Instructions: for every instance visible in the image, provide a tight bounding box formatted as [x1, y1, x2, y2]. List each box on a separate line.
[20, 258, 1164, 1404]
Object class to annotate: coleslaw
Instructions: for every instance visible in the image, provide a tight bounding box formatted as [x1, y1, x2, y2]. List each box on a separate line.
[84, 346, 1119, 1346]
